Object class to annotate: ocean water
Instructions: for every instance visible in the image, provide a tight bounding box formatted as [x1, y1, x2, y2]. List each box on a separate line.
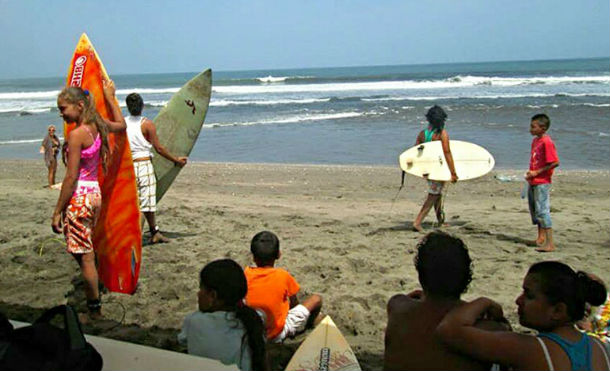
[1, 58, 608, 169]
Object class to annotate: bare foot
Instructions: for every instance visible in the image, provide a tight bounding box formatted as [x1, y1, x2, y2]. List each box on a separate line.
[412, 224, 424, 233]
[535, 244, 555, 253]
[535, 238, 546, 246]
[150, 231, 170, 244]
[78, 311, 103, 324]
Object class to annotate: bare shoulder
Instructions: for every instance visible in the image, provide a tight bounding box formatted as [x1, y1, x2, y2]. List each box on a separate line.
[388, 293, 419, 314]
[141, 117, 157, 134]
[590, 336, 610, 369]
[68, 126, 87, 143]
[141, 117, 155, 128]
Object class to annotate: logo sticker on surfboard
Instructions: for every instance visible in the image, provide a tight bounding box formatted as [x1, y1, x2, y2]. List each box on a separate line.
[70, 55, 88, 87]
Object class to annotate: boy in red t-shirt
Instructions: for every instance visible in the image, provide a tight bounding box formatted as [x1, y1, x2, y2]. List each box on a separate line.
[244, 231, 322, 342]
[526, 113, 560, 252]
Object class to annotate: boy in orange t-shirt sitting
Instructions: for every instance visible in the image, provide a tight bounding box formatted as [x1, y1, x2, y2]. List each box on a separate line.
[244, 231, 322, 342]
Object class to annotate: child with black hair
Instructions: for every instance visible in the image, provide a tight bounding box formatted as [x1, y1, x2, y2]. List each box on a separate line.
[178, 259, 268, 371]
[125, 92, 187, 244]
[438, 261, 610, 370]
[412, 105, 458, 232]
[526, 113, 559, 252]
[384, 231, 510, 371]
[244, 231, 322, 342]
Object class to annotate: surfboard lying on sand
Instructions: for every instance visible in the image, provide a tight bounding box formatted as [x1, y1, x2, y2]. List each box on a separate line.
[399, 140, 495, 181]
[65, 33, 141, 294]
[152, 69, 212, 202]
[285, 316, 361, 371]
[10, 320, 238, 371]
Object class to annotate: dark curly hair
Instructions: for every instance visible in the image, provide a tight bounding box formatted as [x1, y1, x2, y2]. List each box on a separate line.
[414, 231, 472, 299]
[425, 105, 448, 133]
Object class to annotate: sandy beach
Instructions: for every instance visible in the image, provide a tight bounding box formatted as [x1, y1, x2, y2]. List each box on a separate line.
[1, 159, 608, 370]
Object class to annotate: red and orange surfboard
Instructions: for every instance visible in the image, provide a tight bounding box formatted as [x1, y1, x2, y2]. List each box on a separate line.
[64, 33, 141, 294]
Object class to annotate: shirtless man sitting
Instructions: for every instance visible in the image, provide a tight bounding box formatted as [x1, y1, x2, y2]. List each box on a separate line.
[384, 231, 510, 371]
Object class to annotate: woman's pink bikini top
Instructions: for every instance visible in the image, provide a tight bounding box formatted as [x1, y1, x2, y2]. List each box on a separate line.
[77, 126, 101, 181]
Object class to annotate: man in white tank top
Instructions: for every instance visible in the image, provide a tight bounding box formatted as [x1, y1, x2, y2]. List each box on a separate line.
[125, 93, 187, 244]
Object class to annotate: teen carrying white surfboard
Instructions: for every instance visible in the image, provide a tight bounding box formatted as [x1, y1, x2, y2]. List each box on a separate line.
[397, 105, 494, 232]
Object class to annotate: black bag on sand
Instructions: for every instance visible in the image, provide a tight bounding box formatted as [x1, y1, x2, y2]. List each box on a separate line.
[0, 305, 102, 371]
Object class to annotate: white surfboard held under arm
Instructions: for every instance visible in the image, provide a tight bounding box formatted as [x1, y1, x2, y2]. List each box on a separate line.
[399, 140, 495, 181]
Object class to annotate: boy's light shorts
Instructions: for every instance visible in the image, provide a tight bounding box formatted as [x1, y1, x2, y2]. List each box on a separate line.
[134, 160, 156, 212]
[427, 180, 445, 195]
[272, 304, 310, 343]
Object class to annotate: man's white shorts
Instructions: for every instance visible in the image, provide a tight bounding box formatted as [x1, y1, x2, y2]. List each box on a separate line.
[134, 160, 156, 212]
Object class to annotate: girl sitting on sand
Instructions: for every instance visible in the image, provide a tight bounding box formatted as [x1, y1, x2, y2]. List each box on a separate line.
[437, 261, 610, 370]
[51, 81, 126, 320]
[178, 259, 267, 371]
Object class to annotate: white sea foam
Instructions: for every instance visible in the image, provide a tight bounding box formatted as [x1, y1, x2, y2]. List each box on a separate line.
[0, 90, 61, 100]
[211, 98, 329, 107]
[359, 92, 610, 102]
[0, 107, 40, 114]
[212, 75, 610, 95]
[256, 76, 288, 83]
[0, 137, 64, 145]
[145, 100, 169, 107]
[583, 103, 610, 107]
[0, 101, 55, 114]
[0, 87, 181, 101]
[115, 87, 180, 95]
[206, 112, 363, 128]
[450, 74, 610, 87]
[1, 74, 608, 101]
[599, 132, 610, 137]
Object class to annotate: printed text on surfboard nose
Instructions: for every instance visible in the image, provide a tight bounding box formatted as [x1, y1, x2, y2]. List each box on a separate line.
[70, 56, 87, 87]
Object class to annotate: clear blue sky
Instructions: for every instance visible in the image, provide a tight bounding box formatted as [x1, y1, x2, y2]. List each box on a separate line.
[1, 0, 608, 78]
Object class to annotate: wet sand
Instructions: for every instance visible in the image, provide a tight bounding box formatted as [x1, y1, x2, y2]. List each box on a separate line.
[1, 159, 608, 370]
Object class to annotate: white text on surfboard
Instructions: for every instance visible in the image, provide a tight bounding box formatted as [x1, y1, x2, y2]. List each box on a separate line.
[70, 55, 87, 87]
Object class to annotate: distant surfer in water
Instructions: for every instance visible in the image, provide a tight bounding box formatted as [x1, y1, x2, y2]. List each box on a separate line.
[412, 105, 458, 232]
[40, 124, 61, 187]
[125, 93, 187, 244]
[52, 80, 126, 321]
